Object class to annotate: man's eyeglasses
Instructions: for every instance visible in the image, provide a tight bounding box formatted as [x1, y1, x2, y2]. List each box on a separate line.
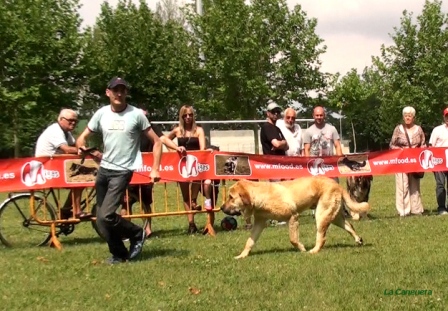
[183, 113, 194, 118]
[63, 117, 78, 124]
[269, 110, 282, 115]
[285, 116, 296, 120]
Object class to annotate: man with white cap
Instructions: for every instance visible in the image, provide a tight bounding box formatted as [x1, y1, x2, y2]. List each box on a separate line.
[259, 100, 289, 226]
[260, 100, 288, 156]
[428, 108, 448, 215]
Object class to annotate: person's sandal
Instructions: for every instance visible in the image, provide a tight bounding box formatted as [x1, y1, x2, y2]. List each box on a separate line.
[75, 212, 93, 221]
[60, 209, 72, 220]
[191, 199, 201, 211]
[188, 222, 198, 234]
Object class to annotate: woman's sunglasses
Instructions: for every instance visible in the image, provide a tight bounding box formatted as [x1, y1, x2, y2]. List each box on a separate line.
[183, 113, 194, 118]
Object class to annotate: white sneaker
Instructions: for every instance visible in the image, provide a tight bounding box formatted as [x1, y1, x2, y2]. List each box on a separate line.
[204, 199, 213, 211]
[277, 222, 287, 226]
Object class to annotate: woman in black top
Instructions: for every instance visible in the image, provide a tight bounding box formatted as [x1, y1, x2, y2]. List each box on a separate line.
[167, 105, 206, 234]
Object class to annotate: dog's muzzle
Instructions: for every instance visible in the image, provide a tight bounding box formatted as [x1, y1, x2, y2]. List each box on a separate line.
[220, 205, 241, 216]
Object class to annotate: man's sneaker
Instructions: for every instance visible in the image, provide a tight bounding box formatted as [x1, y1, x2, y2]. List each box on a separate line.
[129, 230, 145, 261]
[106, 256, 127, 265]
[438, 210, 448, 216]
[204, 199, 213, 211]
[277, 221, 287, 226]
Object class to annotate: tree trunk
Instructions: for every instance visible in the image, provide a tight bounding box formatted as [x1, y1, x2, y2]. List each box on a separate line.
[13, 110, 19, 158]
[351, 120, 356, 153]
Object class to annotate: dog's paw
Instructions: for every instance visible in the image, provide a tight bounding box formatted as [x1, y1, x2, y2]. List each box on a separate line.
[234, 254, 247, 260]
[308, 248, 320, 254]
[356, 237, 364, 246]
[351, 213, 360, 221]
[290, 241, 306, 252]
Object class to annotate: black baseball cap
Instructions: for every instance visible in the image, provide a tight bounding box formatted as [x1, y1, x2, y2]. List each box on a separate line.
[107, 77, 129, 89]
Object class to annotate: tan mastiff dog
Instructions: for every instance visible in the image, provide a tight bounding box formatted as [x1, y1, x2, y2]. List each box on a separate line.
[220, 177, 370, 259]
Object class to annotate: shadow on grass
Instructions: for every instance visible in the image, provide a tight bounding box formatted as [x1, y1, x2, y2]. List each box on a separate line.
[152, 226, 228, 238]
[62, 236, 104, 246]
[355, 210, 439, 221]
[247, 243, 373, 257]
[141, 247, 189, 260]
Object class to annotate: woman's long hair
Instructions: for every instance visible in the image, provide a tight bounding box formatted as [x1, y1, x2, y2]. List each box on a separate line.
[178, 105, 197, 137]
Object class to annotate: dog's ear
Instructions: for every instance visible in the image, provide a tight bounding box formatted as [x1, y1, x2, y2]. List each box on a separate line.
[236, 181, 251, 205]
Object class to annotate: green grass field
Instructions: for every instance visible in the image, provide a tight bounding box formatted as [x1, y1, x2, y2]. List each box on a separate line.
[0, 175, 447, 311]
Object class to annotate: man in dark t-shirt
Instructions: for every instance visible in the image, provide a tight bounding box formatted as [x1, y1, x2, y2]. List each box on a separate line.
[256, 101, 289, 228]
[260, 101, 288, 156]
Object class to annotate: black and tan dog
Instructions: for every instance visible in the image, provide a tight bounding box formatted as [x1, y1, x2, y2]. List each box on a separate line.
[341, 156, 367, 171]
[69, 162, 98, 177]
[346, 175, 373, 220]
[220, 177, 370, 259]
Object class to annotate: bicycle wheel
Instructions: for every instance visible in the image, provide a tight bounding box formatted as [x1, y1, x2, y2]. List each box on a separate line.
[0, 193, 57, 247]
[90, 199, 149, 241]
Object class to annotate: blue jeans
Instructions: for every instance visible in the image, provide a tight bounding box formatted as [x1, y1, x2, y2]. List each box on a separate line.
[95, 167, 142, 258]
[434, 171, 448, 212]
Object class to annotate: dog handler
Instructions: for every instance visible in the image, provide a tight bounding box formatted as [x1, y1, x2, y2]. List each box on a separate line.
[77, 77, 162, 264]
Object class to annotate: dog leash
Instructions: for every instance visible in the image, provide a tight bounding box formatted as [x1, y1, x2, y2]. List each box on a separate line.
[78, 147, 207, 185]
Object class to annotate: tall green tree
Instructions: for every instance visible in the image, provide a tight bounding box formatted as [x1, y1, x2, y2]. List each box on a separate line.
[155, 0, 186, 25]
[327, 68, 385, 151]
[373, 0, 448, 138]
[81, 0, 199, 122]
[0, 0, 85, 157]
[186, 0, 327, 120]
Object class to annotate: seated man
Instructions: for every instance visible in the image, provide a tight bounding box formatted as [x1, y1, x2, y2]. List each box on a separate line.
[35, 109, 92, 219]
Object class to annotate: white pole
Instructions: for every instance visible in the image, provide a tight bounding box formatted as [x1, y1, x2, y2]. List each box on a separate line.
[339, 110, 343, 140]
[196, 0, 203, 15]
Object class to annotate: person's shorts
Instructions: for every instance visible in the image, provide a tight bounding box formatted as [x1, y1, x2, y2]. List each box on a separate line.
[124, 184, 153, 210]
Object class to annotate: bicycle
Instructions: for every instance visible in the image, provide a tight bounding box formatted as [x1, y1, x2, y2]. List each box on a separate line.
[0, 147, 100, 248]
[0, 187, 97, 247]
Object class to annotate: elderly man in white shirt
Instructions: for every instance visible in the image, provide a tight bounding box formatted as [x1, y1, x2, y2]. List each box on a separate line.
[35, 109, 91, 219]
[275, 108, 303, 225]
[276, 108, 303, 157]
[429, 108, 448, 215]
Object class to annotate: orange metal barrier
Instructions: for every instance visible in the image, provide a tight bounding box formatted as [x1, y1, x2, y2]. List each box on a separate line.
[0, 181, 228, 250]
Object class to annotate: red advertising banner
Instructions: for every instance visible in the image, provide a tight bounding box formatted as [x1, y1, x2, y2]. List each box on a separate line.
[0, 147, 446, 192]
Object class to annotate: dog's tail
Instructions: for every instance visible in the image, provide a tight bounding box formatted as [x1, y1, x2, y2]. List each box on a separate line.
[342, 189, 370, 213]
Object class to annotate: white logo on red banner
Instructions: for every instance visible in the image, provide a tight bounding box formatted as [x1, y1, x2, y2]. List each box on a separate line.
[21, 160, 60, 187]
[307, 158, 334, 176]
[419, 150, 442, 169]
[178, 155, 210, 178]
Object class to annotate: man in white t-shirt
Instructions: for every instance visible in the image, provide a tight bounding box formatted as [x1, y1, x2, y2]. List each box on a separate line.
[35, 109, 91, 219]
[274, 107, 303, 225]
[276, 108, 303, 157]
[428, 108, 448, 215]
